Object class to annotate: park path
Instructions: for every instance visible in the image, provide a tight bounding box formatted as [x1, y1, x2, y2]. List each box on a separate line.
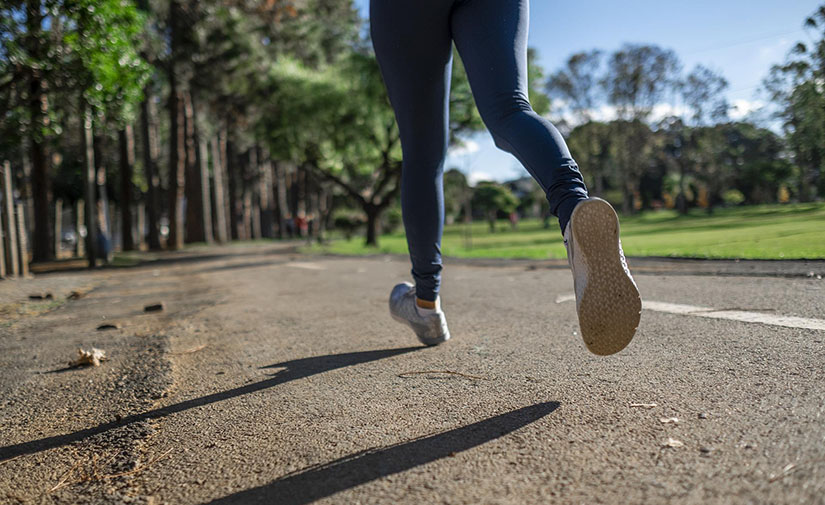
[1, 243, 824, 504]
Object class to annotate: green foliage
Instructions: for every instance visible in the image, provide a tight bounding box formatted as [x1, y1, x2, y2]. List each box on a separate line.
[443, 168, 470, 222]
[681, 64, 729, 125]
[382, 206, 403, 234]
[764, 4, 825, 200]
[722, 189, 745, 206]
[603, 44, 681, 121]
[527, 48, 550, 115]
[547, 50, 603, 123]
[62, 0, 150, 122]
[449, 48, 484, 140]
[472, 181, 519, 231]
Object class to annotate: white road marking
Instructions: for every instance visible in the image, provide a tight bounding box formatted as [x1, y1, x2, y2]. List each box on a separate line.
[643, 301, 825, 331]
[556, 293, 825, 331]
[287, 262, 326, 271]
[555, 293, 576, 304]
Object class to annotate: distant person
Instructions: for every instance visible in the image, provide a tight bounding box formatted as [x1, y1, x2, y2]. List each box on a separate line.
[374, 0, 641, 355]
[509, 211, 519, 230]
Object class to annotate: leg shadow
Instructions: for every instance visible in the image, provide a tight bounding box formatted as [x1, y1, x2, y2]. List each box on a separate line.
[207, 401, 561, 505]
[0, 347, 421, 462]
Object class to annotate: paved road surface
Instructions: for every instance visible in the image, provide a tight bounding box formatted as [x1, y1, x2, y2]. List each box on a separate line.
[1, 244, 824, 504]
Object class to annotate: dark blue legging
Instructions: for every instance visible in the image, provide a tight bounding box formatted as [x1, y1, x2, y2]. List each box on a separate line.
[371, 0, 588, 302]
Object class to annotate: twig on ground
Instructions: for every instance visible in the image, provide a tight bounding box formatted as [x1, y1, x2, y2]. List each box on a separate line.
[171, 344, 208, 355]
[769, 463, 798, 482]
[49, 459, 83, 492]
[97, 448, 173, 479]
[398, 370, 486, 380]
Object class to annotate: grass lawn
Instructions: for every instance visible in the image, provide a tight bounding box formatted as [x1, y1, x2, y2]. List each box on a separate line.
[307, 203, 825, 260]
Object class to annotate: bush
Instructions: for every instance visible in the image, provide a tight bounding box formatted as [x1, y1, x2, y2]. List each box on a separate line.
[382, 207, 403, 234]
[722, 189, 745, 206]
[333, 212, 365, 241]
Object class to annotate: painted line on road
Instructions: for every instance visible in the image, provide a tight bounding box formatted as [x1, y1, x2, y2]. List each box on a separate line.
[556, 294, 825, 331]
[643, 301, 825, 331]
[287, 262, 327, 271]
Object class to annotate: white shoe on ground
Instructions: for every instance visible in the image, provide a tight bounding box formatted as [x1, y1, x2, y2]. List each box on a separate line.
[564, 198, 642, 355]
[389, 282, 450, 346]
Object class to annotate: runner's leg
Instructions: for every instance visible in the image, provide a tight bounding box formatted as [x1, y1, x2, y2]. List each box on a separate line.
[370, 0, 454, 302]
[451, 0, 588, 232]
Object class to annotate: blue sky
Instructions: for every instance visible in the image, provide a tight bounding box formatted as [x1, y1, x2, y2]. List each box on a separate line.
[353, 0, 822, 183]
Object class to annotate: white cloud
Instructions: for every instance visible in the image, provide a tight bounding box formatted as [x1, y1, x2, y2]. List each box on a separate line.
[448, 139, 480, 157]
[729, 99, 765, 120]
[555, 103, 690, 126]
[467, 171, 493, 186]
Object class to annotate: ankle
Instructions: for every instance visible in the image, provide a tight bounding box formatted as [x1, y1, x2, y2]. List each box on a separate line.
[416, 298, 436, 310]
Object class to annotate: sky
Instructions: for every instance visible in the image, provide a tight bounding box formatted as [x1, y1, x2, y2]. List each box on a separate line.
[353, 0, 823, 184]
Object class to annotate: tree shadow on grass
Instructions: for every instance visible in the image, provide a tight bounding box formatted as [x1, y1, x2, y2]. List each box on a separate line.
[0, 347, 421, 462]
[207, 401, 561, 505]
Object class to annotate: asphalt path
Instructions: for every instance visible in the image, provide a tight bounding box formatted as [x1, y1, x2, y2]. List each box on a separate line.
[1, 244, 824, 504]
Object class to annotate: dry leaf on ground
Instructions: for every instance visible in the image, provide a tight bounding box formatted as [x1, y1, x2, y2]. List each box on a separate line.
[69, 348, 107, 367]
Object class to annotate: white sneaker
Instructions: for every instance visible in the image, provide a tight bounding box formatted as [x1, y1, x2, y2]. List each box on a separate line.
[389, 282, 450, 346]
[564, 198, 641, 355]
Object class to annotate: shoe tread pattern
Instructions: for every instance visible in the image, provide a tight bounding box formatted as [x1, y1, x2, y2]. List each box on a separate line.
[571, 199, 642, 355]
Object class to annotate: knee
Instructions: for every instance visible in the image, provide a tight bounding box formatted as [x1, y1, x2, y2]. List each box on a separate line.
[482, 96, 533, 154]
[478, 92, 533, 133]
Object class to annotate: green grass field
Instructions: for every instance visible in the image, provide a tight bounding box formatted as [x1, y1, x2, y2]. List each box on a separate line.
[308, 203, 825, 260]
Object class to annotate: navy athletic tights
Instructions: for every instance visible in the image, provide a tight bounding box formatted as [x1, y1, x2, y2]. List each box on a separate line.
[371, 0, 589, 302]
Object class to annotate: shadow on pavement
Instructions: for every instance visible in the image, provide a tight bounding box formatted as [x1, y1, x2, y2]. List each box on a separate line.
[0, 347, 421, 462]
[207, 401, 561, 505]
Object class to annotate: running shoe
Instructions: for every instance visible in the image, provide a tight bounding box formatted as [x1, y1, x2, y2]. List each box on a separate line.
[564, 198, 641, 355]
[389, 282, 450, 346]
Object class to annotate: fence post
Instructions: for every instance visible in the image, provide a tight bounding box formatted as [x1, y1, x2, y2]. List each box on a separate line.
[75, 199, 85, 257]
[137, 202, 146, 250]
[54, 198, 63, 260]
[2, 160, 19, 277]
[0, 201, 5, 279]
[16, 203, 29, 277]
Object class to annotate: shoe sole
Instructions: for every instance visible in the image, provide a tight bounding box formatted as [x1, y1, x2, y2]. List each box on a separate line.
[390, 312, 450, 346]
[570, 198, 642, 356]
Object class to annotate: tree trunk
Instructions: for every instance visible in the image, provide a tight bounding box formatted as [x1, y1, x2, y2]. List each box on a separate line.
[15, 203, 29, 276]
[218, 127, 231, 241]
[27, 0, 52, 262]
[196, 116, 213, 244]
[137, 202, 146, 249]
[247, 148, 259, 240]
[183, 90, 205, 244]
[227, 127, 239, 240]
[140, 93, 162, 250]
[92, 132, 114, 262]
[316, 185, 329, 243]
[81, 107, 98, 267]
[275, 161, 289, 239]
[119, 125, 136, 251]
[75, 199, 85, 257]
[22, 151, 34, 248]
[677, 160, 688, 215]
[210, 136, 228, 243]
[167, 0, 185, 250]
[53, 198, 62, 259]
[365, 206, 379, 246]
[1, 160, 19, 276]
[798, 165, 812, 203]
[259, 153, 274, 239]
[167, 88, 186, 250]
